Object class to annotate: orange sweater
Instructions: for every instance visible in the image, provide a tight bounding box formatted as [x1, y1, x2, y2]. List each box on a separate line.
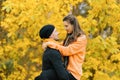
[46, 35, 87, 80]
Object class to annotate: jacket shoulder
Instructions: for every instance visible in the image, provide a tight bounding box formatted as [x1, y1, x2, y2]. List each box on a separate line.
[46, 48, 61, 56]
[77, 35, 87, 41]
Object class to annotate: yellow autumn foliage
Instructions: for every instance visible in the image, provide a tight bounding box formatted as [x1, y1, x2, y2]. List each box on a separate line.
[0, 0, 120, 80]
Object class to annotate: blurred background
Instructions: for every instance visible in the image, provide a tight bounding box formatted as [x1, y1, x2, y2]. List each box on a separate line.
[0, 0, 120, 80]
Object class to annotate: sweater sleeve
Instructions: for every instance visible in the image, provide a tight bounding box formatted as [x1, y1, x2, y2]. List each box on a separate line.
[48, 35, 87, 56]
[47, 49, 69, 80]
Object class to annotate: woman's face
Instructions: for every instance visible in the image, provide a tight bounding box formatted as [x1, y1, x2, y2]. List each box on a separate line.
[63, 21, 73, 34]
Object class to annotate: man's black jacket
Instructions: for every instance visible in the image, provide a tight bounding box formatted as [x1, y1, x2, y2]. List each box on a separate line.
[36, 47, 69, 80]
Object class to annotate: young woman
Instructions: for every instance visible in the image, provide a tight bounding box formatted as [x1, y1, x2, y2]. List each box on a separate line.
[44, 14, 87, 80]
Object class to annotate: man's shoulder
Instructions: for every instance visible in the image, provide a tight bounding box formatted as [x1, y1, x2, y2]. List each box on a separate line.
[46, 47, 60, 54]
[45, 48, 61, 58]
[46, 47, 57, 51]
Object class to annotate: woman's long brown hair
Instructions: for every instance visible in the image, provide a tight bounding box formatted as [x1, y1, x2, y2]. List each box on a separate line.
[63, 14, 85, 46]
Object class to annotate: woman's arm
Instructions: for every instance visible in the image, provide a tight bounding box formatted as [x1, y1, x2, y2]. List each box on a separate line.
[47, 35, 87, 56]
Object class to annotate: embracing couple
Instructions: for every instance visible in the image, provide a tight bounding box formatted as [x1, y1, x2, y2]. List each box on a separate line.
[35, 14, 87, 80]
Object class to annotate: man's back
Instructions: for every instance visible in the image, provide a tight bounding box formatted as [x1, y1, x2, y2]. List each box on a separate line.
[39, 47, 69, 80]
[42, 48, 60, 70]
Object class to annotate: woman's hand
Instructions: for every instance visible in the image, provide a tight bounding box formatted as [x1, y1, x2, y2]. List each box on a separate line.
[42, 42, 49, 50]
[42, 41, 59, 50]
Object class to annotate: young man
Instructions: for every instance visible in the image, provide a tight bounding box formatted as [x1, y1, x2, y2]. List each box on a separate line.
[35, 24, 69, 80]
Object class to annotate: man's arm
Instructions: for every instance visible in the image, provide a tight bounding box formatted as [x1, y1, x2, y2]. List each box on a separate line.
[48, 49, 69, 80]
